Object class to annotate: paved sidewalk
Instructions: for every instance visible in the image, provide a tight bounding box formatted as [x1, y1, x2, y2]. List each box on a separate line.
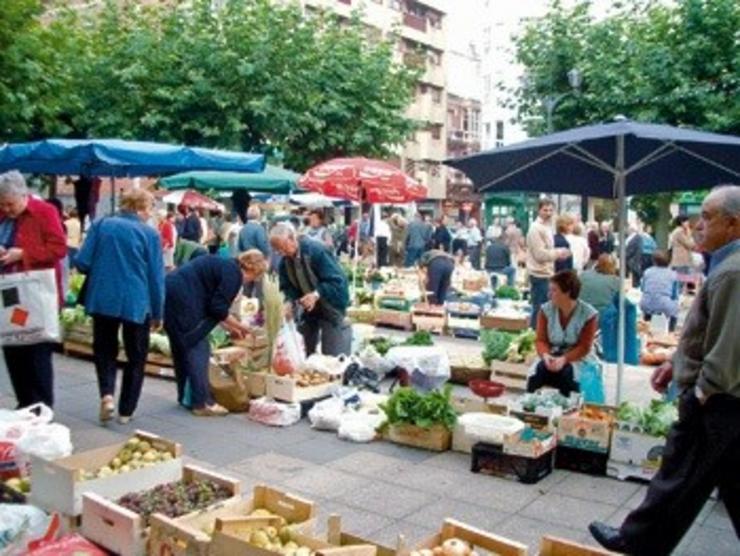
[1, 353, 736, 555]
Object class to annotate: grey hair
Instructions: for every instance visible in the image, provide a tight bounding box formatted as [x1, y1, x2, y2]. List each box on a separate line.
[708, 185, 740, 218]
[0, 171, 29, 198]
[247, 205, 261, 220]
[270, 221, 296, 241]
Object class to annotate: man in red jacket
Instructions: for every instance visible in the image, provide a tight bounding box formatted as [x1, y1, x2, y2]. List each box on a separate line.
[0, 171, 67, 408]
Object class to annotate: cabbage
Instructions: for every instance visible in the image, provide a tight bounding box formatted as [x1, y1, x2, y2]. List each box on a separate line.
[617, 400, 677, 437]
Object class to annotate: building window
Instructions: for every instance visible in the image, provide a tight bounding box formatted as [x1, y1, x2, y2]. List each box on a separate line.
[418, 83, 428, 95]
[428, 50, 442, 66]
[496, 120, 504, 141]
[485, 122, 491, 139]
[431, 126, 441, 140]
[462, 109, 470, 133]
[431, 87, 442, 103]
[470, 109, 480, 138]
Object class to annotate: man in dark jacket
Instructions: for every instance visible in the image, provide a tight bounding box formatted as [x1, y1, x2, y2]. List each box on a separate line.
[270, 222, 351, 356]
[237, 205, 269, 256]
[625, 225, 644, 287]
[484, 233, 516, 287]
[179, 206, 202, 242]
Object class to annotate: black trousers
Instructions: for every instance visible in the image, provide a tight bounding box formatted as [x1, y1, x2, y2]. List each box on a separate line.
[427, 257, 454, 305]
[92, 314, 150, 417]
[3, 343, 54, 408]
[620, 392, 740, 555]
[169, 334, 212, 409]
[526, 360, 580, 397]
[376, 237, 389, 268]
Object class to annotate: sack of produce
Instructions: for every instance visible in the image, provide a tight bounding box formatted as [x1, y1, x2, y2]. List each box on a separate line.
[248, 397, 301, 427]
[209, 363, 250, 412]
[271, 322, 305, 376]
[0, 503, 55, 555]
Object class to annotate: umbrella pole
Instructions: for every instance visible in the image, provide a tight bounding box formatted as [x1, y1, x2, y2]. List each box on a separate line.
[110, 176, 116, 214]
[616, 134, 627, 404]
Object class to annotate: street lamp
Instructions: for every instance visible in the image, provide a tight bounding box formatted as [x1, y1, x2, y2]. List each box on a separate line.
[544, 68, 582, 134]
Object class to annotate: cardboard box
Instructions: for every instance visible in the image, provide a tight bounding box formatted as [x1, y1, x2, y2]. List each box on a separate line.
[266, 374, 341, 403]
[386, 423, 451, 452]
[81, 465, 241, 556]
[149, 485, 316, 556]
[608, 427, 666, 474]
[450, 395, 508, 416]
[556, 404, 617, 454]
[29, 431, 182, 517]
[406, 519, 527, 556]
[503, 430, 557, 459]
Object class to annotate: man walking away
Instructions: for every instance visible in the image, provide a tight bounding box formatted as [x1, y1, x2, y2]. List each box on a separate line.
[589, 185, 740, 555]
[526, 199, 570, 328]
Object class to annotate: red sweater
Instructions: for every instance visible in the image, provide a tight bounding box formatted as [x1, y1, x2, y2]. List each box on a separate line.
[4, 196, 67, 303]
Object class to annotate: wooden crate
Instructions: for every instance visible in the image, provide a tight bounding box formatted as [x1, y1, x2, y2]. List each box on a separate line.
[480, 314, 529, 331]
[539, 535, 616, 555]
[29, 430, 182, 517]
[386, 423, 451, 452]
[407, 519, 527, 556]
[81, 465, 241, 556]
[149, 485, 316, 556]
[490, 360, 531, 392]
[327, 515, 402, 556]
[412, 314, 446, 334]
[374, 309, 413, 330]
[246, 371, 269, 398]
[266, 374, 341, 403]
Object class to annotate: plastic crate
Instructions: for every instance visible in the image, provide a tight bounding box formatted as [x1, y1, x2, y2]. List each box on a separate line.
[470, 441, 553, 484]
[554, 445, 608, 476]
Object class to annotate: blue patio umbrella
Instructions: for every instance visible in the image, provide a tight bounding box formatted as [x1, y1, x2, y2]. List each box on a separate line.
[446, 118, 740, 402]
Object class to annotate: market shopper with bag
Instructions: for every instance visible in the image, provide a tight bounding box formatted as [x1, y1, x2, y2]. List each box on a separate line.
[589, 185, 740, 555]
[163, 251, 261, 416]
[75, 189, 164, 425]
[270, 222, 352, 356]
[0, 171, 66, 409]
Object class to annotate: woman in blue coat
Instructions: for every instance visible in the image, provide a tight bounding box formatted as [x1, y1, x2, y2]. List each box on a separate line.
[164, 252, 262, 416]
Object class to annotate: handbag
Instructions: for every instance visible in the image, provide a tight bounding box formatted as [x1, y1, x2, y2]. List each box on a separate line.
[0, 269, 60, 345]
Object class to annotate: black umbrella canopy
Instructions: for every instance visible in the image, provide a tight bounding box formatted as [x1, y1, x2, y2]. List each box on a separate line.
[446, 120, 740, 198]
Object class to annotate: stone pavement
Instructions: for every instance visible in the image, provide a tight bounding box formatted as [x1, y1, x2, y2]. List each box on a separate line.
[1, 352, 737, 556]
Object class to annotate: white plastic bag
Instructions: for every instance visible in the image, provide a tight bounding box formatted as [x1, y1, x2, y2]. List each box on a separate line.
[0, 504, 55, 556]
[357, 345, 395, 374]
[271, 321, 306, 376]
[385, 346, 450, 391]
[0, 270, 60, 345]
[0, 404, 55, 479]
[307, 397, 345, 431]
[15, 423, 72, 472]
[337, 410, 385, 443]
[247, 397, 301, 427]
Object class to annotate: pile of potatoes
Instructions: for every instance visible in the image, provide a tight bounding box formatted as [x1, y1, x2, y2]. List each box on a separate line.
[81, 437, 173, 481]
[295, 370, 332, 388]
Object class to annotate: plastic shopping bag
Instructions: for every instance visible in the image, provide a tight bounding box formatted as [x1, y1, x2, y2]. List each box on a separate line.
[0, 504, 56, 556]
[271, 321, 306, 376]
[0, 404, 54, 479]
[14, 424, 72, 473]
[0, 270, 60, 346]
[579, 360, 606, 404]
[25, 533, 108, 556]
[337, 410, 385, 443]
[247, 397, 301, 427]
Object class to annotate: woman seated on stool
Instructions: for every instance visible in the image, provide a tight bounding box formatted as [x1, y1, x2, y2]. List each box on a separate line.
[640, 250, 679, 332]
[527, 270, 599, 397]
[418, 249, 455, 305]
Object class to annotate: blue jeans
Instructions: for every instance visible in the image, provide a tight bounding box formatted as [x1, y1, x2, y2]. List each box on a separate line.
[489, 266, 516, 288]
[170, 335, 212, 409]
[405, 246, 423, 267]
[529, 275, 550, 328]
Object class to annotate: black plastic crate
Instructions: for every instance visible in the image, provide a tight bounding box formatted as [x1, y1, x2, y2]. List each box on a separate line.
[471, 441, 553, 484]
[555, 445, 608, 476]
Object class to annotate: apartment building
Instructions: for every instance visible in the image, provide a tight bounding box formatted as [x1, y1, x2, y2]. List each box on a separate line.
[300, 0, 448, 202]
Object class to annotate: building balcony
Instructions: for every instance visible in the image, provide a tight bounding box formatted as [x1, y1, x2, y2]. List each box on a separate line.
[398, 17, 445, 50]
[420, 62, 445, 87]
[447, 130, 481, 147]
[404, 136, 446, 162]
[403, 12, 427, 32]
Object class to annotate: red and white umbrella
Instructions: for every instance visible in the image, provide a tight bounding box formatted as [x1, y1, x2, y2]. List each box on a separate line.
[299, 157, 427, 203]
[162, 189, 225, 212]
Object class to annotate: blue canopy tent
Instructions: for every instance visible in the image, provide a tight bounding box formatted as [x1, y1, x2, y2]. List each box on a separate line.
[0, 138, 266, 211]
[446, 118, 740, 402]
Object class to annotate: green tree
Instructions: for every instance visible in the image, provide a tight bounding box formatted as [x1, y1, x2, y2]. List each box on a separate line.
[66, 0, 419, 170]
[511, 0, 740, 243]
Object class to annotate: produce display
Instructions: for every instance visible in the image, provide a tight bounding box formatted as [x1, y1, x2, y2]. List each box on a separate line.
[518, 391, 575, 413]
[480, 330, 515, 364]
[3, 476, 31, 494]
[617, 400, 678, 437]
[381, 385, 457, 431]
[410, 538, 480, 556]
[495, 285, 521, 300]
[294, 370, 333, 387]
[80, 437, 174, 480]
[263, 274, 286, 369]
[367, 336, 399, 356]
[227, 518, 311, 555]
[504, 329, 536, 363]
[403, 330, 434, 347]
[578, 405, 613, 421]
[60, 305, 90, 328]
[117, 478, 232, 524]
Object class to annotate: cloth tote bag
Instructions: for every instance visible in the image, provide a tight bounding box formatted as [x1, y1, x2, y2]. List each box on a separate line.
[0, 269, 60, 345]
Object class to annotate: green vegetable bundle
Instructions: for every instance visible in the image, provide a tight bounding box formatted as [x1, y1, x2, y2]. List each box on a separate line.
[60, 305, 90, 329]
[380, 385, 457, 431]
[403, 330, 434, 347]
[368, 336, 399, 356]
[506, 329, 537, 362]
[495, 285, 521, 300]
[481, 329, 515, 364]
[208, 327, 231, 351]
[617, 400, 677, 437]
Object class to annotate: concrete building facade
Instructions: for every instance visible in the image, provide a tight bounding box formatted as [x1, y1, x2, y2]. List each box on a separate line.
[300, 0, 449, 201]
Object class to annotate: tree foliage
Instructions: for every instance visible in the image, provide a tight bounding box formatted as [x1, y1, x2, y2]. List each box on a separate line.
[510, 0, 739, 239]
[1, 0, 420, 171]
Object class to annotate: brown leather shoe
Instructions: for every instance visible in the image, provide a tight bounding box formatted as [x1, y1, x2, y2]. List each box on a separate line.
[192, 403, 229, 417]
